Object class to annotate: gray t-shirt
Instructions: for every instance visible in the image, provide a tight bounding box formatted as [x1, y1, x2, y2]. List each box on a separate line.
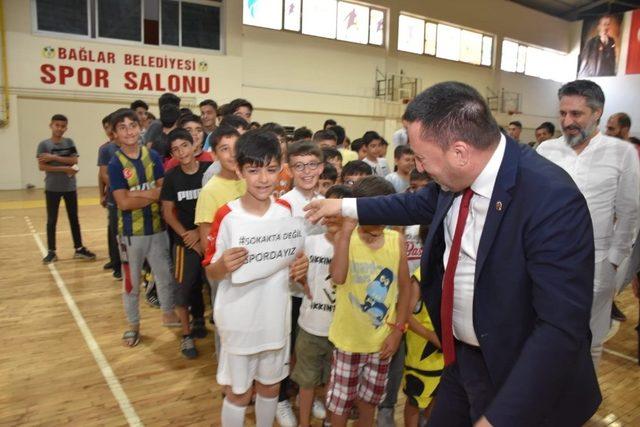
[36, 138, 78, 192]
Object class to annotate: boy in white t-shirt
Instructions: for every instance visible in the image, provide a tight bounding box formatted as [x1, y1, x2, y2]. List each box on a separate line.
[292, 185, 353, 427]
[204, 129, 309, 427]
[361, 131, 390, 177]
[278, 140, 326, 425]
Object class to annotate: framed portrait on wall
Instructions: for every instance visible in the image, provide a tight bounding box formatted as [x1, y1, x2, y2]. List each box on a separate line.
[577, 13, 624, 77]
[627, 10, 640, 74]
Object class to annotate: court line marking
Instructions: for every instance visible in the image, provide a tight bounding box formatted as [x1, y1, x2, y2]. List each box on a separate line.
[0, 227, 107, 238]
[24, 216, 143, 427]
[603, 348, 639, 364]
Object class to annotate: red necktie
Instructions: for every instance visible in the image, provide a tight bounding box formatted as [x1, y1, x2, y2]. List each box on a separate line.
[441, 188, 474, 366]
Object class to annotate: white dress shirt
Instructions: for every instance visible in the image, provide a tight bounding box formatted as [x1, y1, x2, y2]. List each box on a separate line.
[343, 134, 507, 346]
[537, 133, 640, 265]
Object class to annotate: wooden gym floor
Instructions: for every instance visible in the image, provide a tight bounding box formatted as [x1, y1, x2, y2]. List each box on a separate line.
[0, 187, 639, 426]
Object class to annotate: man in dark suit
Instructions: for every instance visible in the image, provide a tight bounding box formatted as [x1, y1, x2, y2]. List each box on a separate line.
[305, 82, 601, 426]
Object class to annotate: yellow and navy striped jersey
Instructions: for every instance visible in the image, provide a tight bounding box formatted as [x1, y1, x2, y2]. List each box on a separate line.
[107, 146, 165, 236]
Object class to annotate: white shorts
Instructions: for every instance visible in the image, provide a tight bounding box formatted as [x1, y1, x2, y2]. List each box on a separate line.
[216, 342, 290, 395]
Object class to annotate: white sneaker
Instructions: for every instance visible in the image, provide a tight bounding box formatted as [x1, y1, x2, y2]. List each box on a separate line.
[276, 400, 297, 427]
[312, 398, 327, 419]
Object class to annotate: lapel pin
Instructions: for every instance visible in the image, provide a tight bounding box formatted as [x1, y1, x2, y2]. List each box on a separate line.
[496, 201, 503, 211]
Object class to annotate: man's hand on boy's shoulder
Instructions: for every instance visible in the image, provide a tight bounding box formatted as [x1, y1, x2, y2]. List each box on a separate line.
[290, 251, 309, 283]
[221, 247, 248, 274]
[379, 328, 403, 359]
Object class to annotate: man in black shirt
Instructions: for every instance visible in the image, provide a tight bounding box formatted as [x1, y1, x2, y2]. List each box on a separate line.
[160, 128, 212, 358]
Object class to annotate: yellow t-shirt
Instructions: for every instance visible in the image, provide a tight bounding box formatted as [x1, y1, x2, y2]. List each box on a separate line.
[339, 148, 358, 165]
[194, 175, 246, 224]
[329, 228, 400, 353]
[405, 268, 444, 372]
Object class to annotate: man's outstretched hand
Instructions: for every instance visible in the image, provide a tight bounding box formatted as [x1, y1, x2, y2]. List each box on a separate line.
[304, 198, 344, 224]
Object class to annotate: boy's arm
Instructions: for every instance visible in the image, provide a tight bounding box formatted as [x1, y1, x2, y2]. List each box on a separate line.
[98, 169, 106, 206]
[407, 278, 441, 348]
[195, 188, 215, 253]
[207, 247, 248, 281]
[329, 218, 357, 285]
[128, 178, 163, 201]
[112, 189, 154, 210]
[38, 163, 75, 173]
[38, 154, 78, 165]
[380, 234, 412, 359]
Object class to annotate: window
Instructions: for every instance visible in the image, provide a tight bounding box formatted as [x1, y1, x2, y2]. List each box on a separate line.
[302, 0, 337, 39]
[243, 0, 283, 30]
[34, 0, 90, 36]
[500, 39, 571, 82]
[398, 13, 493, 67]
[243, 0, 386, 46]
[97, 0, 142, 42]
[284, 0, 301, 31]
[32, 0, 222, 52]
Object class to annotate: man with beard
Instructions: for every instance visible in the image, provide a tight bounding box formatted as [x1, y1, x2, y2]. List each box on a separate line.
[605, 112, 631, 141]
[538, 80, 640, 367]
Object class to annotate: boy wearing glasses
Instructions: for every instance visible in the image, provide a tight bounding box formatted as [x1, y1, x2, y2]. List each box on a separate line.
[277, 140, 326, 425]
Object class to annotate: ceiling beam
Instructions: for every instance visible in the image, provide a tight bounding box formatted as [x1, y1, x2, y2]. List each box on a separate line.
[560, 0, 610, 20]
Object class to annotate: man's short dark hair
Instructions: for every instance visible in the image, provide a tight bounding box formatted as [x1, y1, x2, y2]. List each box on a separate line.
[167, 128, 194, 148]
[102, 113, 112, 126]
[322, 147, 342, 162]
[130, 100, 148, 111]
[329, 125, 346, 145]
[261, 122, 287, 139]
[351, 138, 365, 152]
[287, 140, 323, 163]
[210, 124, 240, 150]
[629, 137, 640, 146]
[353, 176, 395, 198]
[229, 98, 253, 113]
[217, 103, 230, 117]
[160, 104, 180, 128]
[536, 121, 555, 135]
[410, 169, 431, 182]
[394, 145, 414, 159]
[51, 114, 68, 123]
[199, 99, 218, 110]
[323, 119, 337, 129]
[613, 112, 631, 129]
[158, 93, 181, 109]
[320, 163, 338, 182]
[326, 184, 353, 199]
[341, 160, 373, 181]
[402, 81, 500, 150]
[509, 121, 522, 129]
[236, 129, 281, 168]
[177, 113, 202, 128]
[313, 129, 338, 144]
[220, 114, 250, 131]
[362, 131, 382, 146]
[110, 108, 138, 128]
[293, 127, 313, 141]
[557, 80, 605, 111]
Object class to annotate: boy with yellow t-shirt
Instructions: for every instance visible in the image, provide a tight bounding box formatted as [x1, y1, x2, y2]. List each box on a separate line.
[326, 176, 411, 427]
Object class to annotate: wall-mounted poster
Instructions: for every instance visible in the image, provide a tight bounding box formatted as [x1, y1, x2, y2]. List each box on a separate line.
[578, 14, 624, 77]
[627, 10, 640, 74]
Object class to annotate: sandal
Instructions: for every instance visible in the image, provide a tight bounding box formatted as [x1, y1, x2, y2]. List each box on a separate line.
[122, 330, 141, 347]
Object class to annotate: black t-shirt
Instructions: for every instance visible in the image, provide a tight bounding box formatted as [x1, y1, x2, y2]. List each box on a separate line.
[160, 161, 211, 243]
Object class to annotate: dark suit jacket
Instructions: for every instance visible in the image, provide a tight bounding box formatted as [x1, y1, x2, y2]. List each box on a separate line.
[358, 137, 601, 426]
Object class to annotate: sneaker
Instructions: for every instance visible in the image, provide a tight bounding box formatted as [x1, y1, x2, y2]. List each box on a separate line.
[376, 407, 395, 427]
[312, 398, 327, 419]
[191, 318, 208, 339]
[42, 251, 57, 264]
[611, 301, 627, 322]
[180, 335, 198, 359]
[276, 400, 297, 427]
[113, 269, 122, 280]
[146, 291, 160, 308]
[74, 247, 96, 260]
[103, 261, 113, 270]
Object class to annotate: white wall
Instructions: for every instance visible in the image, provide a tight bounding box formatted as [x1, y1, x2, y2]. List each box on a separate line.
[0, 0, 578, 189]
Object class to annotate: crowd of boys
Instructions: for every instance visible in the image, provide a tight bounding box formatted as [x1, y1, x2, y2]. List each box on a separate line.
[36, 92, 440, 427]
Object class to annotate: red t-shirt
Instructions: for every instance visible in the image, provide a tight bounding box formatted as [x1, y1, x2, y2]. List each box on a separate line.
[164, 151, 214, 171]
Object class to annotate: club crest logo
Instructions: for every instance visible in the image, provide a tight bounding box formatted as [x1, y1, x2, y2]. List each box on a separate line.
[42, 46, 56, 59]
[123, 168, 134, 180]
[198, 61, 208, 72]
